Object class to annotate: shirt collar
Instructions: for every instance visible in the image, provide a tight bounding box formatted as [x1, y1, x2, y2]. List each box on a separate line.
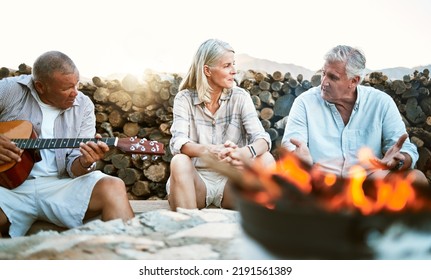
[321, 85, 360, 110]
[354, 85, 362, 111]
[192, 88, 233, 106]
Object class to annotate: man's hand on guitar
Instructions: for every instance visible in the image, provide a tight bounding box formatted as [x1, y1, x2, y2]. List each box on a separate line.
[78, 134, 109, 169]
[0, 134, 22, 165]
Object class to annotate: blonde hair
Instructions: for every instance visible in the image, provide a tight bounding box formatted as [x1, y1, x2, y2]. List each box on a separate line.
[179, 39, 234, 103]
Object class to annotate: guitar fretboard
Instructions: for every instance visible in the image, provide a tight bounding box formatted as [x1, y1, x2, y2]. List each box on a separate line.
[12, 138, 118, 150]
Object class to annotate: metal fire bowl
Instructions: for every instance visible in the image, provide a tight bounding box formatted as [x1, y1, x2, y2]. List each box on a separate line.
[236, 190, 431, 260]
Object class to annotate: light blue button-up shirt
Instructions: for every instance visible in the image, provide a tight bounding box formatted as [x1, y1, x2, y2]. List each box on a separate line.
[281, 85, 418, 177]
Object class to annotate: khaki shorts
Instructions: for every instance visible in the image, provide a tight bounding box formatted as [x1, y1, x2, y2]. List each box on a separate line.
[0, 171, 108, 237]
[166, 169, 228, 208]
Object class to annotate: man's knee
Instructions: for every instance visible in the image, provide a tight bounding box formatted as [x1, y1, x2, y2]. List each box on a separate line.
[409, 169, 429, 189]
[0, 208, 9, 226]
[0, 208, 10, 238]
[88, 176, 133, 220]
[90, 176, 129, 208]
[96, 177, 127, 194]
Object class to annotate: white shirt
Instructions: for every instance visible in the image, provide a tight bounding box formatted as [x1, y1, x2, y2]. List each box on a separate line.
[29, 94, 61, 177]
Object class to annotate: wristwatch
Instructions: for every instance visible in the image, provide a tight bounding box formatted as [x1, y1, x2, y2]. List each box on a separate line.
[86, 162, 97, 171]
[396, 160, 404, 171]
[79, 156, 96, 171]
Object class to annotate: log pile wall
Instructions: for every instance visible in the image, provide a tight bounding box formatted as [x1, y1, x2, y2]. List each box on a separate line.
[1, 64, 431, 199]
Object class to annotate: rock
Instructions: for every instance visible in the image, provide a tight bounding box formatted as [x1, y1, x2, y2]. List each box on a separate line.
[0, 208, 242, 260]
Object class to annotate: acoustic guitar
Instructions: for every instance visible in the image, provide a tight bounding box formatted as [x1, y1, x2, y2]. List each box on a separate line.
[0, 120, 165, 189]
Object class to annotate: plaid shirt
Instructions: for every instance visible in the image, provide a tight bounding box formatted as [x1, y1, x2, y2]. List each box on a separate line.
[170, 86, 271, 168]
[0, 75, 96, 178]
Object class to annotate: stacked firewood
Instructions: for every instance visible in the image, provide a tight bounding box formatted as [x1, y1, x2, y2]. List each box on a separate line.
[1, 64, 431, 197]
[78, 70, 182, 200]
[0, 64, 32, 78]
[236, 69, 322, 149]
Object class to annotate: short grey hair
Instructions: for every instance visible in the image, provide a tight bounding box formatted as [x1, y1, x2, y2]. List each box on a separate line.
[179, 39, 234, 103]
[324, 45, 366, 83]
[32, 51, 78, 82]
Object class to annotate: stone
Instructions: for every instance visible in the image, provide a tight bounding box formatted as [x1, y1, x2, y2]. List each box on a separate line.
[0, 208, 244, 260]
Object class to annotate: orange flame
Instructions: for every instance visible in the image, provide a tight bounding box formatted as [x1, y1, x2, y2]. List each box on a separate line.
[248, 148, 431, 215]
[271, 152, 312, 194]
[344, 165, 373, 215]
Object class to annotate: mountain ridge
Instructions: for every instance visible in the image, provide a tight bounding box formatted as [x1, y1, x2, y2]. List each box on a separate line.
[235, 53, 431, 81]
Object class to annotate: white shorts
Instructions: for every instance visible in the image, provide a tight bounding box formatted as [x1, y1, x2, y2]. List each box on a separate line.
[166, 169, 228, 208]
[0, 171, 108, 237]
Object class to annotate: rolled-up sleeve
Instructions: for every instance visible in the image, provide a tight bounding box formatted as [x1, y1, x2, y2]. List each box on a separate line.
[281, 97, 309, 151]
[170, 92, 193, 155]
[381, 96, 419, 168]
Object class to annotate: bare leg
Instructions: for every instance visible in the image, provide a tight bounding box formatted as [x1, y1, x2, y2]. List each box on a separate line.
[221, 182, 236, 209]
[0, 208, 10, 238]
[408, 169, 430, 190]
[168, 154, 207, 210]
[85, 176, 134, 221]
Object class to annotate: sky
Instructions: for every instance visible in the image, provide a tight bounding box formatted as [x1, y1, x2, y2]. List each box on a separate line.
[1, 0, 430, 78]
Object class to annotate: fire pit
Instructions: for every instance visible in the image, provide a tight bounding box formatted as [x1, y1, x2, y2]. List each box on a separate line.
[236, 188, 431, 259]
[205, 149, 431, 259]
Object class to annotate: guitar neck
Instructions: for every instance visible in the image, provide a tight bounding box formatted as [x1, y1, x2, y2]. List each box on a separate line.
[12, 137, 118, 150]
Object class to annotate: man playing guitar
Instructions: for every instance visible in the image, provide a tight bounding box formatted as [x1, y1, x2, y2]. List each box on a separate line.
[0, 51, 135, 237]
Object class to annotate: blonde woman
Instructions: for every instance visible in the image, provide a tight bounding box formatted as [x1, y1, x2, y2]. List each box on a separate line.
[167, 39, 275, 210]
